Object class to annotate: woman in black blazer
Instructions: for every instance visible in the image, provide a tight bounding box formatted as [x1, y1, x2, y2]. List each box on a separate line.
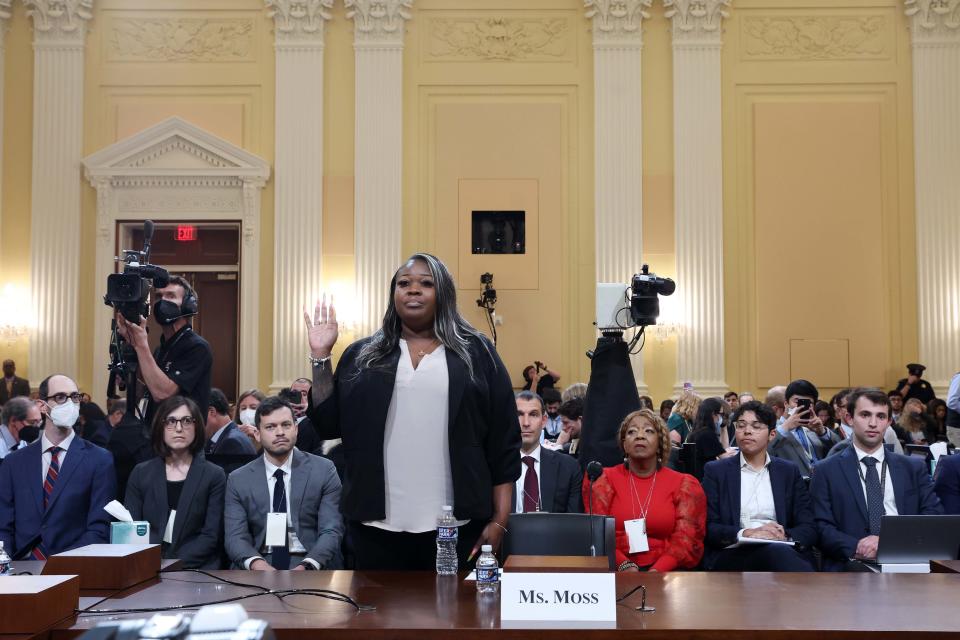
[304, 253, 521, 571]
[125, 395, 226, 569]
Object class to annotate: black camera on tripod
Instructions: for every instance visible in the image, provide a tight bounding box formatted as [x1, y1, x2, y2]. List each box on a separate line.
[104, 220, 170, 323]
[630, 264, 676, 327]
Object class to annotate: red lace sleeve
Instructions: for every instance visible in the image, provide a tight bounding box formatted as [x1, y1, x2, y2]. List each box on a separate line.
[652, 474, 706, 572]
[583, 469, 615, 516]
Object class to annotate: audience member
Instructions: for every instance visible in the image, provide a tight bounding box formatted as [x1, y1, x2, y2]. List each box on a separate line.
[639, 395, 654, 411]
[115, 275, 213, 424]
[667, 391, 700, 445]
[522, 361, 561, 396]
[768, 379, 840, 477]
[896, 362, 936, 405]
[283, 379, 322, 454]
[561, 382, 587, 403]
[205, 388, 257, 456]
[898, 398, 938, 445]
[811, 387, 942, 571]
[948, 369, 960, 448]
[107, 399, 126, 428]
[541, 388, 563, 441]
[933, 453, 960, 514]
[514, 391, 582, 513]
[78, 402, 111, 448]
[0, 360, 30, 404]
[304, 254, 520, 569]
[765, 386, 786, 420]
[0, 374, 115, 558]
[724, 391, 740, 412]
[235, 389, 265, 449]
[107, 398, 153, 501]
[125, 396, 225, 569]
[815, 400, 835, 432]
[0, 397, 41, 459]
[739, 392, 755, 404]
[830, 388, 853, 437]
[702, 401, 816, 571]
[926, 398, 947, 442]
[887, 390, 903, 425]
[589, 409, 706, 573]
[687, 397, 736, 480]
[225, 396, 343, 570]
[659, 399, 675, 423]
[555, 397, 584, 457]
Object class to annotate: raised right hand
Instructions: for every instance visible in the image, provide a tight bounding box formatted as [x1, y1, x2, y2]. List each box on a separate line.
[303, 294, 339, 358]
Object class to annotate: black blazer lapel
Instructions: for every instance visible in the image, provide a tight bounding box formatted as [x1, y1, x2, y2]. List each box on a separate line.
[539, 451, 557, 512]
[172, 457, 205, 546]
[445, 350, 466, 435]
[887, 454, 909, 514]
[840, 449, 868, 523]
[768, 460, 787, 525]
[724, 458, 742, 526]
[26, 441, 44, 516]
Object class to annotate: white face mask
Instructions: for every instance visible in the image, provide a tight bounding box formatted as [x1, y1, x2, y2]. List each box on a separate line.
[239, 408, 257, 426]
[50, 401, 80, 429]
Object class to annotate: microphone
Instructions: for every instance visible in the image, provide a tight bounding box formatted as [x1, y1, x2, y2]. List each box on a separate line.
[586, 460, 603, 557]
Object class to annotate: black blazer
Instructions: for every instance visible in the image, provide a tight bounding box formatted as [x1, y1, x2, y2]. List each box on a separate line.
[125, 455, 226, 569]
[512, 447, 583, 513]
[308, 334, 521, 522]
[0, 376, 30, 405]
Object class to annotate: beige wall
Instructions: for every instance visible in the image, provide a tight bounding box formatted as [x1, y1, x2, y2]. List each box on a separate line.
[0, 0, 921, 403]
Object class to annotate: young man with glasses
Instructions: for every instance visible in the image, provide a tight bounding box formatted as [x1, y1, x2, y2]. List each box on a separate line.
[0, 374, 115, 558]
[224, 396, 343, 570]
[701, 400, 817, 571]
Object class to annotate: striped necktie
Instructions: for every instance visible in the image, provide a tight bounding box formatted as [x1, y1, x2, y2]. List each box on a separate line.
[32, 446, 63, 560]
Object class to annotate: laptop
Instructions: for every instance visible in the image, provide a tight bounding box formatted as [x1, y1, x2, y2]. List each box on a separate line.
[868, 515, 960, 571]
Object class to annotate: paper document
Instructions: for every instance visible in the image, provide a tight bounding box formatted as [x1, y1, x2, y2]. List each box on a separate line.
[724, 533, 796, 549]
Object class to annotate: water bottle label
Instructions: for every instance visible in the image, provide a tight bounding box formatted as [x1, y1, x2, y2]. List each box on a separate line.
[476, 568, 498, 583]
[437, 526, 458, 540]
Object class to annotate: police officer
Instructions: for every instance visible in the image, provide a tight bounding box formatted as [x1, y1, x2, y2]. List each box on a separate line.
[116, 275, 213, 424]
[896, 363, 936, 406]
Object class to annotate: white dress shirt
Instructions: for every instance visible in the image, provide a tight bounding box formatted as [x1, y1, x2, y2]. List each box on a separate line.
[209, 422, 229, 445]
[40, 429, 74, 481]
[738, 453, 777, 531]
[0, 425, 17, 459]
[852, 443, 898, 519]
[515, 446, 543, 512]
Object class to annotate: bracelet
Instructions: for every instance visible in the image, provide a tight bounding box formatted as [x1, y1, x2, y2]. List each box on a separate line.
[618, 560, 639, 572]
[491, 521, 508, 534]
[308, 354, 331, 369]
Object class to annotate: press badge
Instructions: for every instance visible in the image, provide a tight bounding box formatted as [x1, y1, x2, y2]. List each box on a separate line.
[266, 512, 288, 547]
[625, 518, 649, 553]
[163, 510, 176, 544]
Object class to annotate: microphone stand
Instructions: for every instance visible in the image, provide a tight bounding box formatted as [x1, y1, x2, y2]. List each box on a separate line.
[588, 480, 596, 557]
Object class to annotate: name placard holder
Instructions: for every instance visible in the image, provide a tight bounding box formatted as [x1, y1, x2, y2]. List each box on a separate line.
[500, 572, 616, 625]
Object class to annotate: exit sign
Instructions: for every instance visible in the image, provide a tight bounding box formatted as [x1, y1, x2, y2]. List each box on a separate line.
[176, 225, 197, 242]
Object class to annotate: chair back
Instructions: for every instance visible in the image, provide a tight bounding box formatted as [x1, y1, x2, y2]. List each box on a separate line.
[502, 513, 616, 570]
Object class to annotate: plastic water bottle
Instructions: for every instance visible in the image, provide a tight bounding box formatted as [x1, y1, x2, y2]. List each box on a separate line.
[436, 505, 459, 575]
[475, 544, 499, 594]
[0, 541, 11, 576]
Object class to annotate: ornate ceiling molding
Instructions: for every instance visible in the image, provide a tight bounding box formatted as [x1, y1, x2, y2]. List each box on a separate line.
[665, 0, 730, 40]
[266, 0, 333, 44]
[24, 0, 94, 44]
[346, 0, 413, 45]
[585, 0, 651, 44]
[905, 0, 960, 32]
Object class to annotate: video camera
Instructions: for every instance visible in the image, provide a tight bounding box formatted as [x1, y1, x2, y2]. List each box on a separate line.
[104, 220, 170, 323]
[629, 264, 676, 327]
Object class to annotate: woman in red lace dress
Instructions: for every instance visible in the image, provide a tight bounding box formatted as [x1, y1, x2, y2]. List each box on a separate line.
[585, 408, 706, 572]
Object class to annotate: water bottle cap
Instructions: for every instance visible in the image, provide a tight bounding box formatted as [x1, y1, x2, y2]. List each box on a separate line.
[481, 544, 492, 552]
[442, 505, 452, 512]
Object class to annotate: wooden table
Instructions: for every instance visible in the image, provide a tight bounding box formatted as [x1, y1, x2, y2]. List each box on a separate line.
[43, 570, 960, 639]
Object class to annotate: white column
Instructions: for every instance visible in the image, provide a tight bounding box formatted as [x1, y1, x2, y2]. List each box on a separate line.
[0, 1, 11, 266]
[586, 0, 651, 393]
[666, 0, 730, 396]
[905, 0, 960, 394]
[268, 0, 332, 390]
[25, 0, 93, 381]
[347, 0, 412, 337]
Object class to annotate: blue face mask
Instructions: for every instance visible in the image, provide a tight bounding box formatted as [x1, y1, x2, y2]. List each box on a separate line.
[715, 415, 724, 433]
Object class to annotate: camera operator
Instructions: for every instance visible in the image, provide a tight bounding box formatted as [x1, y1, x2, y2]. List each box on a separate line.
[116, 276, 213, 425]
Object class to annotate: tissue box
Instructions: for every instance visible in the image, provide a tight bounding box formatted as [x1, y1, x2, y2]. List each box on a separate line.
[110, 521, 150, 544]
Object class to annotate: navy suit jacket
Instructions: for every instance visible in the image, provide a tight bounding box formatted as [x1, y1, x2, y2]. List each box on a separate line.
[0, 436, 116, 557]
[511, 447, 584, 513]
[934, 454, 960, 515]
[701, 455, 816, 569]
[209, 422, 256, 456]
[810, 446, 943, 571]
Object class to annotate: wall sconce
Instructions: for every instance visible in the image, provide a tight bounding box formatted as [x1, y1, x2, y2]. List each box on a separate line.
[651, 293, 682, 343]
[319, 281, 360, 334]
[0, 284, 33, 345]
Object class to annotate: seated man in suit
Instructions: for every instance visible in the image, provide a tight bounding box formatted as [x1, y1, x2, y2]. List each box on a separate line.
[205, 388, 257, 456]
[554, 397, 584, 458]
[768, 379, 842, 478]
[0, 359, 31, 404]
[0, 397, 42, 459]
[702, 401, 816, 571]
[811, 387, 943, 571]
[514, 391, 583, 513]
[0, 374, 115, 558]
[225, 396, 343, 570]
[934, 454, 960, 514]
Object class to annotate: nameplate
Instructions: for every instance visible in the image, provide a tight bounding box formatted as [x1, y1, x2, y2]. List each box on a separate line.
[500, 572, 616, 623]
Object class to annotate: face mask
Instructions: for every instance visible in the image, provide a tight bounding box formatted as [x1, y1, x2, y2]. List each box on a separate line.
[50, 401, 80, 428]
[153, 299, 183, 326]
[715, 415, 724, 432]
[19, 423, 40, 443]
[239, 408, 257, 426]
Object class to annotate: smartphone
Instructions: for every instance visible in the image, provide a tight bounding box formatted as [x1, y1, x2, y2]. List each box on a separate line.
[796, 398, 812, 422]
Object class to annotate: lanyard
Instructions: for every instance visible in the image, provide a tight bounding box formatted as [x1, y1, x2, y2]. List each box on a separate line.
[628, 468, 658, 521]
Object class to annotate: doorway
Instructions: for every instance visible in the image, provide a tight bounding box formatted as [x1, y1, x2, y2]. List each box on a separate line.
[120, 222, 241, 401]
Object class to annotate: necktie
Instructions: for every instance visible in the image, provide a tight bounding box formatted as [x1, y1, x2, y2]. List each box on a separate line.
[862, 456, 884, 536]
[33, 446, 63, 560]
[522, 456, 540, 512]
[794, 428, 817, 461]
[270, 468, 291, 569]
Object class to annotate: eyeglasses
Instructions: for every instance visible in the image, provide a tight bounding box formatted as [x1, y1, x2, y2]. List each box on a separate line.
[164, 416, 197, 430]
[42, 392, 82, 405]
[734, 421, 769, 433]
[21, 420, 42, 428]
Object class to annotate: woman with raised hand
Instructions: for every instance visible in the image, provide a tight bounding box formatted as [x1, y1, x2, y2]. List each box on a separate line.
[304, 253, 520, 571]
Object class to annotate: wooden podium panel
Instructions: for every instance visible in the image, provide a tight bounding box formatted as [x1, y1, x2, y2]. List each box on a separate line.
[503, 555, 610, 573]
[0, 575, 79, 633]
[43, 544, 161, 590]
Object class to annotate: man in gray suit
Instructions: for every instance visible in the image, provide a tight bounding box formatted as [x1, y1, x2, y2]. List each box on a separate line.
[768, 379, 842, 478]
[224, 396, 343, 570]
